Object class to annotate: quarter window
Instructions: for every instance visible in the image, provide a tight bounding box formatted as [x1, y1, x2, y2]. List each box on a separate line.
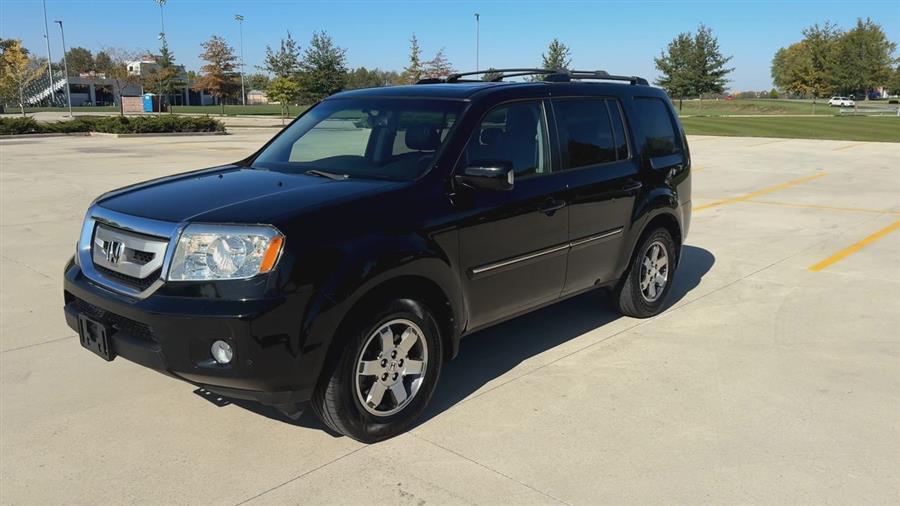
[462, 101, 551, 178]
[634, 97, 681, 158]
[554, 99, 618, 170]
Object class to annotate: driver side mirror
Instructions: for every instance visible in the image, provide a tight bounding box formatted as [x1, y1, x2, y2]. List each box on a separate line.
[455, 160, 515, 191]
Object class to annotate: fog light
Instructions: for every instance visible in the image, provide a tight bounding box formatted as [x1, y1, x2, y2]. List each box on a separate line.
[211, 340, 233, 364]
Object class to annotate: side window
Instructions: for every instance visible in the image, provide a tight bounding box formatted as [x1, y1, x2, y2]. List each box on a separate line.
[634, 97, 680, 158]
[606, 99, 629, 160]
[554, 99, 617, 170]
[463, 101, 550, 178]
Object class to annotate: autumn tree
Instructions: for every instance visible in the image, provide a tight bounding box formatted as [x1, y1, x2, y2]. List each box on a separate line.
[424, 48, 454, 79]
[99, 47, 141, 115]
[401, 35, 424, 84]
[771, 23, 840, 113]
[830, 18, 896, 97]
[193, 35, 239, 114]
[297, 31, 347, 102]
[0, 39, 41, 115]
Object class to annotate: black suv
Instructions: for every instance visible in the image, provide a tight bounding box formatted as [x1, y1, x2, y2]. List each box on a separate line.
[64, 69, 691, 442]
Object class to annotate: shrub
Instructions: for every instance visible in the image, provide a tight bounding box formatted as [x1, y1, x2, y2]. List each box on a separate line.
[0, 115, 225, 135]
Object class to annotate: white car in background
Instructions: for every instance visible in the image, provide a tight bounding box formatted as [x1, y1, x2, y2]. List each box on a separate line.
[828, 96, 855, 107]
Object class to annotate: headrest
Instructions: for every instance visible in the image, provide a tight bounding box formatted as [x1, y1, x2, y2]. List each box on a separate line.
[405, 124, 441, 151]
[479, 127, 502, 146]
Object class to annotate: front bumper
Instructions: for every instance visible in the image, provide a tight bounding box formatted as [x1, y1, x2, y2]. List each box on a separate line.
[63, 260, 317, 405]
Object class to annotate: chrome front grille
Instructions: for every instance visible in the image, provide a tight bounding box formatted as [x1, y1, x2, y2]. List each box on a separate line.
[92, 224, 167, 279]
[77, 205, 182, 299]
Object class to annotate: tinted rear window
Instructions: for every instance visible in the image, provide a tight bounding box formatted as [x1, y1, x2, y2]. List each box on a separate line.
[634, 97, 680, 158]
[554, 99, 617, 169]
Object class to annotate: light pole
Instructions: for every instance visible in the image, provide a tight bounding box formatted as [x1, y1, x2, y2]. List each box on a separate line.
[54, 20, 73, 117]
[155, 0, 166, 39]
[235, 14, 246, 106]
[41, 0, 55, 106]
[474, 13, 480, 72]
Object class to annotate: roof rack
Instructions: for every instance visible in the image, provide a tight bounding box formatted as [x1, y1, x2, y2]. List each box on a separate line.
[416, 68, 648, 86]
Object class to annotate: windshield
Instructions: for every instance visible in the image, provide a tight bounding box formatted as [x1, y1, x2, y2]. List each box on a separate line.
[253, 98, 465, 181]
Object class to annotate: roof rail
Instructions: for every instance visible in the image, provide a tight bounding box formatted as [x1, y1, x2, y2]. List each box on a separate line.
[416, 68, 648, 85]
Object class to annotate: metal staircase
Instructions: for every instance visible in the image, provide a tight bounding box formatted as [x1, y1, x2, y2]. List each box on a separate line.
[24, 69, 68, 107]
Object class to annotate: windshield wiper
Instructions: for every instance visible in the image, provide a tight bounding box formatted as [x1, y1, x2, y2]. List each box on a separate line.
[304, 169, 349, 180]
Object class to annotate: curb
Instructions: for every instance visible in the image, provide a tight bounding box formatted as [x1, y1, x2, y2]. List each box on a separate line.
[0, 132, 91, 139]
[0, 131, 227, 140]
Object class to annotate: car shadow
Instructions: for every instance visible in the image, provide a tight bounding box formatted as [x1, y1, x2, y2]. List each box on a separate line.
[228, 245, 715, 434]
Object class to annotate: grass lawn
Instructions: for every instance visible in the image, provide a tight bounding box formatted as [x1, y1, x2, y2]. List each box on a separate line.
[682, 115, 900, 142]
[169, 104, 309, 116]
[674, 99, 839, 116]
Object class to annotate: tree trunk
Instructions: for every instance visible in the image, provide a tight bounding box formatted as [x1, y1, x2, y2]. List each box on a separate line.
[221, 98, 225, 115]
[19, 84, 25, 117]
[812, 97, 816, 115]
[679, 97, 683, 112]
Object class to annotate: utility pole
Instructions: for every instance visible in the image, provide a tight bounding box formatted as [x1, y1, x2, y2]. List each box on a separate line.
[235, 14, 246, 106]
[42, 0, 55, 106]
[55, 20, 73, 117]
[474, 13, 480, 72]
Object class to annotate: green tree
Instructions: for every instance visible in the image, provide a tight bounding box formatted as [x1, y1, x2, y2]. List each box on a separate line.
[259, 31, 302, 79]
[541, 38, 572, 72]
[0, 39, 40, 115]
[889, 65, 900, 95]
[481, 68, 503, 81]
[193, 35, 239, 114]
[63, 47, 94, 74]
[93, 51, 113, 74]
[297, 31, 347, 102]
[771, 23, 841, 113]
[346, 67, 397, 89]
[690, 24, 734, 108]
[654, 32, 696, 110]
[245, 73, 270, 91]
[769, 88, 779, 99]
[830, 18, 897, 98]
[266, 76, 302, 124]
[143, 40, 183, 112]
[424, 48, 454, 79]
[401, 35, 424, 84]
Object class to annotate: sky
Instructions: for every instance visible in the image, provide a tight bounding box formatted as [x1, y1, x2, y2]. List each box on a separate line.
[1, 0, 898, 91]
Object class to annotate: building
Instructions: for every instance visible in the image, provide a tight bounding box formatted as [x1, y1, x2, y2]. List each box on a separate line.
[247, 89, 268, 104]
[126, 54, 213, 106]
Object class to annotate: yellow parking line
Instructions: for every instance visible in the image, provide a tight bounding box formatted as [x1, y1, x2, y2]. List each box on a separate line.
[749, 139, 787, 147]
[832, 143, 862, 151]
[809, 221, 900, 272]
[743, 199, 900, 215]
[694, 173, 826, 213]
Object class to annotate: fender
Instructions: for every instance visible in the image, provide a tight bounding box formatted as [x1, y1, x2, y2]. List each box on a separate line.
[293, 230, 464, 387]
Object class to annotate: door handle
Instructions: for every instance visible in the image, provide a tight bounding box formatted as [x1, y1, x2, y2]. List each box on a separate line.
[539, 199, 566, 215]
[621, 181, 643, 192]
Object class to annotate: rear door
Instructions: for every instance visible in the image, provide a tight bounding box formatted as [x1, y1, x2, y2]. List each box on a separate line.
[551, 97, 640, 294]
[456, 99, 570, 329]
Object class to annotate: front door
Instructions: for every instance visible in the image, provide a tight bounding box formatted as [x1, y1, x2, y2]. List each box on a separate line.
[456, 100, 569, 329]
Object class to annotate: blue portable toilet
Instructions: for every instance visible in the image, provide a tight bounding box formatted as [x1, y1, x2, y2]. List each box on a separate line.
[142, 93, 156, 113]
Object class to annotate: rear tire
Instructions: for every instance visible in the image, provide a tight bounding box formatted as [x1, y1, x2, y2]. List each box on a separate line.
[310, 299, 443, 443]
[612, 228, 676, 318]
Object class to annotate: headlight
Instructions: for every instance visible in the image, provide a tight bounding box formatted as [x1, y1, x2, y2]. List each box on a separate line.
[167, 224, 284, 281]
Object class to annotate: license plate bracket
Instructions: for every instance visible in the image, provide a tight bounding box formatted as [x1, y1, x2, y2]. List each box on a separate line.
[78, 314, 115, 361]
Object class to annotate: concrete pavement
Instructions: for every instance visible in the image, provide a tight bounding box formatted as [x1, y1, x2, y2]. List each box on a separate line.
[1, 132, 898, 504]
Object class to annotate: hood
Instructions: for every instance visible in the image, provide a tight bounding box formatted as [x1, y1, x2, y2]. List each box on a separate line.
[97, 165, 400, 224]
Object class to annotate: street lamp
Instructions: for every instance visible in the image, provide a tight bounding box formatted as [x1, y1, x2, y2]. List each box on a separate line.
[41, 0, 55, 106]
[54, 20, 73, 117]
[235, 14, 246, 106]
[474, 13, 480, 72]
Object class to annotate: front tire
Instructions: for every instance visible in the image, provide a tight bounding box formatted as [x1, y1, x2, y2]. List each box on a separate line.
[612, 228, 676, 318]
[311, 299, 443, 443]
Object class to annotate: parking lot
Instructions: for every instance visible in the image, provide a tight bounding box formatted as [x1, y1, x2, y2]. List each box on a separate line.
[1, 130, 898, 503]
